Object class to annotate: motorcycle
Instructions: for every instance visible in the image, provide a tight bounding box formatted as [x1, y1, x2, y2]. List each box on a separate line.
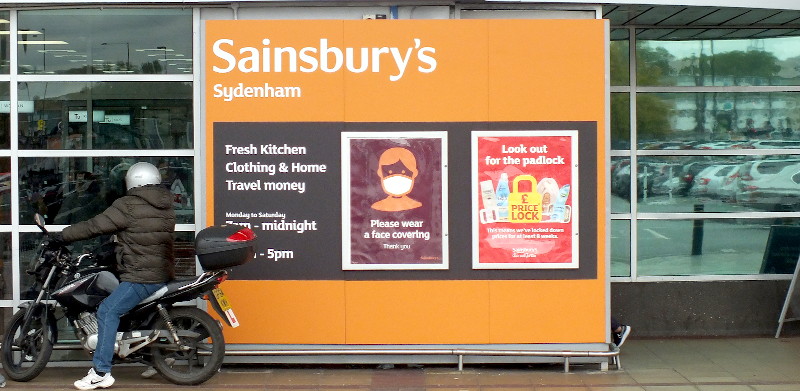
[0, 214, 256, 385]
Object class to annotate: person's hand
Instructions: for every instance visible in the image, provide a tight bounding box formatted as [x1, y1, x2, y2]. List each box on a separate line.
[48, 232, 67, 247]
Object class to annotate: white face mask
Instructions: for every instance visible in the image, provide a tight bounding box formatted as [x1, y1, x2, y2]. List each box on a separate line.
[382, 175, 413, 196]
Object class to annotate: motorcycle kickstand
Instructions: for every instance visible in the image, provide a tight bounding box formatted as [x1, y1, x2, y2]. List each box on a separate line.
[156, 304, 190, 351]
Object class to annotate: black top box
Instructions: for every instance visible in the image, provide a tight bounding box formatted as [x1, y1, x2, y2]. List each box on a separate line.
[195, 225, 256, 270]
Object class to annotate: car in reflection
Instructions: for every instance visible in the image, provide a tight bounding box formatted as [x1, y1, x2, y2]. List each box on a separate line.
[645, 162, 684, 196]
[678, 161, 715, 196]
[694, 141, 754, 150]
[689, 164, 739, 198]
[718, 166, 743, 202]
[611, 160, 660, 199]
[747, 140, 800, 149]
[611, 159, 631, 198]
[735, 159, 800, 209]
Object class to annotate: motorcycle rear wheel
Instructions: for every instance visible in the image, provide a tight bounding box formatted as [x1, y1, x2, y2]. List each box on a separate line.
[0, 308, 55, 382]
[150, 306, 225, 385]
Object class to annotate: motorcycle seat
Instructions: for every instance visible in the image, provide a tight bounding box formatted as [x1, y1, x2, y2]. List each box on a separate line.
[139, 274, 209, 305]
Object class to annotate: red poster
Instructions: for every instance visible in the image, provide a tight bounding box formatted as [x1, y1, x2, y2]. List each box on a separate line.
[343, 132, 448, 270]
[472, 131, 579, 269]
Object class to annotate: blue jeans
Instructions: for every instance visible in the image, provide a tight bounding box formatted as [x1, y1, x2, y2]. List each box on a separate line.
[93, 282, 164, 373]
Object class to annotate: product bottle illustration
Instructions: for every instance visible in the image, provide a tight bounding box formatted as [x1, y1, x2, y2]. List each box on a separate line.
[550, 184, 571, 223]
[495, 173, 510, 221]
[479, 180, 499, 223]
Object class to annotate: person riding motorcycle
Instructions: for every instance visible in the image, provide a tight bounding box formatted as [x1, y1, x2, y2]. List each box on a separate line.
[50, 162, 176, 390]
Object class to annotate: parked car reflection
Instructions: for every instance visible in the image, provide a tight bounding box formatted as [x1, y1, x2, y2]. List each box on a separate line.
[689, 164, 739, 198]
[734, 159, 800, 210]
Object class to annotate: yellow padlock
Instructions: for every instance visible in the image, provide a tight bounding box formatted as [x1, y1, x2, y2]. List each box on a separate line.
[508, 175, 543, 223]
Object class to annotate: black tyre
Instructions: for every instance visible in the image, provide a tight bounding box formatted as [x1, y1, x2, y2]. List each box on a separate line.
[150, 307, 225, 385]
[0, 308, 55, 382]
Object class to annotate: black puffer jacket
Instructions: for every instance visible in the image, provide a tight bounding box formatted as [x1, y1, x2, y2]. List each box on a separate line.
[62, 184, 176, 284]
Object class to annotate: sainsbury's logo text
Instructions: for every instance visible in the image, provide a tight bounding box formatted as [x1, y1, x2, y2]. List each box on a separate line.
[212, 38, 437, 82]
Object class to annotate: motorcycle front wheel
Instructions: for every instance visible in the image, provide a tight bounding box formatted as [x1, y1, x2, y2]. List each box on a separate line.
[0, 308, 56, 382]
[150, 306, 225, 385]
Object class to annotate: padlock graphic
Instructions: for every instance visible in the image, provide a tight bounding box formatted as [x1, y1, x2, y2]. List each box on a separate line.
[508, 175, 543, 223]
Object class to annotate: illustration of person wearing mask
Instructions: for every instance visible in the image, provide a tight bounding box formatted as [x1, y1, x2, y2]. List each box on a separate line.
[371, 147, 422, 212]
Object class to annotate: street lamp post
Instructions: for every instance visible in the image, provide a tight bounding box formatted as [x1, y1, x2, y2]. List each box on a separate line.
[41, 28, 45, 72]
[157, 46, 168, 73]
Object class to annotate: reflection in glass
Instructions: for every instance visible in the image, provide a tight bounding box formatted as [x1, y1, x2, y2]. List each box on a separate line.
[0, 233, 9, 299]
[0, 158, 10, 225]
[0, 12, 8, 74]
[611, 93, 630, 149]
[610, 29, 629, 86]
[637, 218, 800, 276]
[636, 92, 800, 148]
[20, 232, 46, 300]
[636, 33, 800, 87]
[0, 83, 8, 148]
[610, 156, 631, 213]
[175, 231, 196, 277]
[18, 156, 194, 226]
[18, 82, 193, 150]
[611, 220, 631, 277]
[17, 9, 191, 75]
[633, 155, 800, 213]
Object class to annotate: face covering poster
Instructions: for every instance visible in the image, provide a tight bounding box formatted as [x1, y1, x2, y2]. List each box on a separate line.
[342, 132, 447, 270]
[472, 131, 578, 269]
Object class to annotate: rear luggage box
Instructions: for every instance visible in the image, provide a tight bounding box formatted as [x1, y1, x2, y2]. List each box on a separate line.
[195, 225, 256, 270]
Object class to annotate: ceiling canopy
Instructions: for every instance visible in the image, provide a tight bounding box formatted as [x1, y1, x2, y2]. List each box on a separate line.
[603, 4, 800, 40]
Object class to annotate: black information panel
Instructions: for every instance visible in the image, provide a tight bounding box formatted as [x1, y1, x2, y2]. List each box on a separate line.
[761, 225, 800, 274]
[213, 121, 598, 281]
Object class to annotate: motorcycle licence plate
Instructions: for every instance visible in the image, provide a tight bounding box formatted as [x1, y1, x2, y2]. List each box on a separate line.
[212, 288, 240, 328]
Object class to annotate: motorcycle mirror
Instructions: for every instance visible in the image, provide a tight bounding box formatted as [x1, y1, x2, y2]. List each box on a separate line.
[33, 213, 47, 232]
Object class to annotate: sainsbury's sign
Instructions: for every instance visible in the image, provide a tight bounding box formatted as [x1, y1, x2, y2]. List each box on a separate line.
[211, 38, 437, 82]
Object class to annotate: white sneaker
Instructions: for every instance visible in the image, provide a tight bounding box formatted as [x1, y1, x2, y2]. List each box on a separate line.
[74, 368, 114, 390]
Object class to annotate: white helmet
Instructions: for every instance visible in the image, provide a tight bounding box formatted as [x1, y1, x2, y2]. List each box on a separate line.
[125, 162, 161, 190]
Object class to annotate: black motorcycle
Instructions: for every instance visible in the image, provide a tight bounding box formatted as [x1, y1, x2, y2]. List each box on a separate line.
[0, 214, 256, 385]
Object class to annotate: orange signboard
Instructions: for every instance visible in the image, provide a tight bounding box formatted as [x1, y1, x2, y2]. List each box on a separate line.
[205, 19, 607, 345]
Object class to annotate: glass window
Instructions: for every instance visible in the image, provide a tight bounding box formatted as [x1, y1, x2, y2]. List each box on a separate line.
[0, 83, 9, 149]
[635, 155, 800, 213]
[610, 156, 631, 213]
[0, 12, 8, 74]
[637, 218, 800, 276]
[0, 233, 9, 300]
[636, 92, 800, 148]
[18, 82, 193, 150]
[611, 93, 630, 149]
[636, 33, 800, 87]
[20, 232, 44, 300]
[19, 156, 194, 226]
[610, 29, 629, 86]
[0, 158, 9, 225]
[175, 231, 197, 277]
[611, 220, 631, 277]
[17, 9, 191, 75]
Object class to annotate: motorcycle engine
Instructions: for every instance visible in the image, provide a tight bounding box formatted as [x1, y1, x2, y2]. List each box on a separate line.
[77, 312, 99, 350]
[77, 312, 120, 353]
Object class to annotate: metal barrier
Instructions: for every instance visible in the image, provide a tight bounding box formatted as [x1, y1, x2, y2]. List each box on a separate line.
[50, 343, 621, 372]
[223, 347, 623, 372]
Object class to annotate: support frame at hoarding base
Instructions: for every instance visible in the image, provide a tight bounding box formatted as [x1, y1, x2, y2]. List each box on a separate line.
[221, 344, 621, 372]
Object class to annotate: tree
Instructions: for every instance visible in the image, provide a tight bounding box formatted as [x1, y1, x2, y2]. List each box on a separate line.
[633, 44, 673, 140]
[713, 50, 780, 86]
